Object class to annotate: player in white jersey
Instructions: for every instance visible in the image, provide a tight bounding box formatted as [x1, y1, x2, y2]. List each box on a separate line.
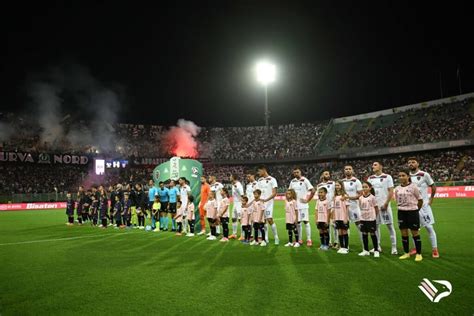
[209, 175, 224, 235]
[341, 165, 364, 249]
[288, 167, 315, 246]
[317, 171, 337, 247]
[178, 177, 192, 233]
[229, 174, 244, 239]
[256, 165, 280, 245]
[245, 170, 259, 240]
[367, 162, 397, 254]
[245, 171, 258, 202]
[408, 157, 439, 258]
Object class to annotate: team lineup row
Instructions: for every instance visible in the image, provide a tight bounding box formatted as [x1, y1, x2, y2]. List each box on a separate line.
[65, 157, 439, 261]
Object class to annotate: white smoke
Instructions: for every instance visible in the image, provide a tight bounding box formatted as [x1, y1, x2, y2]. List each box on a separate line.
[25, 64, 124, 151]
[0, 122, 15, 142]
[28, 82, 64, 145]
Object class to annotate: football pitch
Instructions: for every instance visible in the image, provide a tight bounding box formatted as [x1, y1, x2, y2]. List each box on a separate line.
[0, 199, 472, 315]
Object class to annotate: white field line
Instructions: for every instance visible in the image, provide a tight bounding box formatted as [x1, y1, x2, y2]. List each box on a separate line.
[0, 233, 120, 246]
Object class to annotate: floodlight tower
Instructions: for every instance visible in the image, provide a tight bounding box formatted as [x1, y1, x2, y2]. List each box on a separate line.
[255, 61, 276, 128]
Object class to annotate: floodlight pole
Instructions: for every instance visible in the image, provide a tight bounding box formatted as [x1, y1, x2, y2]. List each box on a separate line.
[264, 84, 269, 128]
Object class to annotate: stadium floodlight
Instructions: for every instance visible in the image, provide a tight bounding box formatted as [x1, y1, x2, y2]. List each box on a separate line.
[255, 61, 276, 128]
[256, 61, 276, 85]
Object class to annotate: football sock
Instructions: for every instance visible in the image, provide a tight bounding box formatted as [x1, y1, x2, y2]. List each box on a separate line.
[305, 223, 312, 241]
[387, 224, 397, 248]
[402, 236, 409, 253]
[371, 234, 378, 250]
[338, 234, 344, 248]
[375, 225, 381, 249]
[413, 235, 422, 254]
[271, 223, 279, 240]
[259, 226, 265, 241]
[362, 234, 369, 251]
[344, 234, 349, 249]
[425, 224, 438, 249]
[324, 232, 330, 246]
[223, 222, 229, 238]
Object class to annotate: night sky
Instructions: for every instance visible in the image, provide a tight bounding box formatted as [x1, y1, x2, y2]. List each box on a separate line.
[2, 1, 473, 127]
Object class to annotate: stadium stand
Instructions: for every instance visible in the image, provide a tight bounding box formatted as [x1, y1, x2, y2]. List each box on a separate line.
[1, 93, 473, 201]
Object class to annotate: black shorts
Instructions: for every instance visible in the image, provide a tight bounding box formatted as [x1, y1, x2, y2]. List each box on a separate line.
[253, 222, 264, 229]
[286, 223, 296, 230]
[335, 220, 349, 230]
[398, 210, 420, 230]
[160, 202, 169, 212]
[207, 217, 215, 224]
[220, 217, 229, 224]
[360, 220, 376, 233]
[317, 222, 328, 230]
[168, 202, 177, 214]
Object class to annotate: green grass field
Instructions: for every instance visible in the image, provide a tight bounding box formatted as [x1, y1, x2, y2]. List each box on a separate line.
[0, 198, 472, 315]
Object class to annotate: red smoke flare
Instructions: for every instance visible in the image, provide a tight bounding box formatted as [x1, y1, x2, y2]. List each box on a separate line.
[162, 119, 201, 158]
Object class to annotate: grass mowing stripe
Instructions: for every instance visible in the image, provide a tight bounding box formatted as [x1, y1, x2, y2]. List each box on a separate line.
[0, 198, 472, 315]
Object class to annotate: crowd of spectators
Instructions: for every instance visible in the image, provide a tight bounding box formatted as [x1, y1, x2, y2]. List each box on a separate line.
[0, 164, 87, 195]
[327, 99, 473, 151]
[0, 148, 472, 196]
[203, 148, 474, 189]
[1, 96, 472, 161]
[199, 122, 327, 160]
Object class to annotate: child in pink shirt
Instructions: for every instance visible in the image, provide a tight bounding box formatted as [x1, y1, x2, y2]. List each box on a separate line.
[315, 187, 331, 250]
[250, 189, 266, 246]
[333, 181, 350, 254]
[240, 196, 252, 244]
[285, 189, 299, 247]
[174, 201, 184, 236]
[205, 192, 218, 240]
[186, 196, 196, 237]
[358, 182, 379, 257]
[218, 188, 230, 242]
[395, 170, 424, 261]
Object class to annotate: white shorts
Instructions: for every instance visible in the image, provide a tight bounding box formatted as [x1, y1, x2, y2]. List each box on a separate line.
[348, 204, 361, 223]
[419, 204, 435, 227]
[298, 208, 309, 222]
[232, 204, 242, 220]
[376, 204, 393, 225]
[264, 201, 274, 219]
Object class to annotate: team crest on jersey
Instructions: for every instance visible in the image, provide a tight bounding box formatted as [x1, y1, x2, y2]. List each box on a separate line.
[380, 179, 383, 182]
[192, 167, 198, 174]
[350, 182, 353, 186]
